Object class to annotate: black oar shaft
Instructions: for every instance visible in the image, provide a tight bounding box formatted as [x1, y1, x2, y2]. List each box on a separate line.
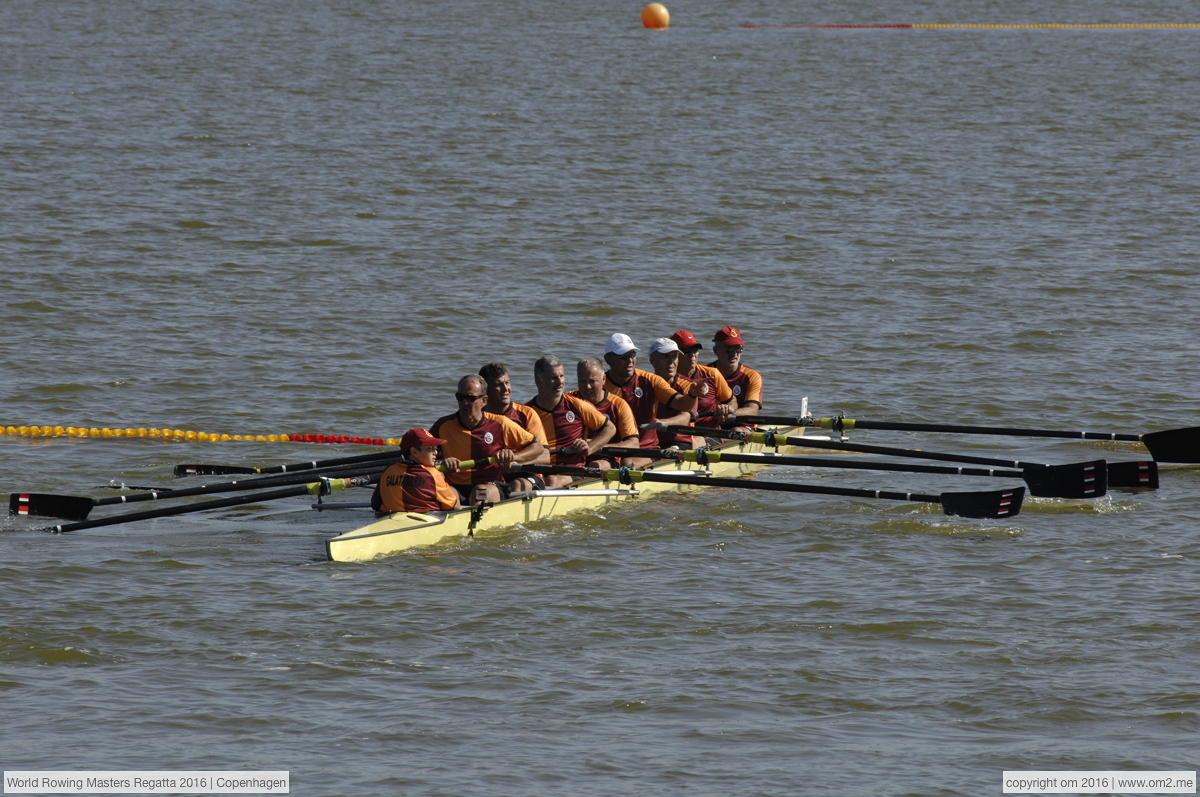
[600, 447, 1023, 478]
[517, 465, 1024, 518]
[175, 447, 405, 477]
[10, 463, 394, 520]
[663, 425, 1044, 470]
[95, 463, 390, 507]
[788, 415, 1148, 442]
[45, 478, 369, 534]
[637, 471, 944, 503]
[750, 415, 1199, 464]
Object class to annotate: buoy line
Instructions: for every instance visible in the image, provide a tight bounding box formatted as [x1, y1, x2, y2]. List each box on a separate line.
[2, 425, 399, 446]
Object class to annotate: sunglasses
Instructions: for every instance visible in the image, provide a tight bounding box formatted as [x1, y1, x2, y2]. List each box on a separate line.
[720, 346, 745, 355]
[455, 393, 486, 403]
[612, 352, 637, 360]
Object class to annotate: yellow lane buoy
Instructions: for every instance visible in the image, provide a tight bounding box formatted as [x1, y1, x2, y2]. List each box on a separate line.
[642, 3, 669, 29]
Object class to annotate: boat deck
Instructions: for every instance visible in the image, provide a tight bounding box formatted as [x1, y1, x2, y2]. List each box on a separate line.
[325, 426, 813, 562]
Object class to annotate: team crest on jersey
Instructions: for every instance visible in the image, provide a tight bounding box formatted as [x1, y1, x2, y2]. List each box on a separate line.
[733, 385, 742, 396]
[483, 432, 494, 444]
[634, 387, 644, 398]
[566, 410, 576, 423]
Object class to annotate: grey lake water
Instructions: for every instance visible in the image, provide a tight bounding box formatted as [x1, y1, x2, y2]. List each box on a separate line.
[2, 0, 1199, 794]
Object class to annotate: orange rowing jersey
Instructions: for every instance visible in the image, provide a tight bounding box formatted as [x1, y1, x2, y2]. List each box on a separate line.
[371, 462, 459, 514]
[655, 375, 695, 449]
[492, 401, 548, 445]
[682, 364, 734, 417]
[568, 390, 639, 444]
[430, 412, 536, 486]
[605, 368, 691, 448]
[528, 393, 609, 466]
[711, 363, 763, 408]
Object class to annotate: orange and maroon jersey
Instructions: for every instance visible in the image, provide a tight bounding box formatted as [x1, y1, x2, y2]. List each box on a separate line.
[568, 390, 639, 444]
[654, 375, 695, 449]
[493, 401, 548, 445]
[605, 368, 690, 448]
[430, 411, 536, 486]
[371, 462, 459, 514]
[528, 393, 609, 466]
[682, 364, 734, 418]
[714, 364, 763, 408]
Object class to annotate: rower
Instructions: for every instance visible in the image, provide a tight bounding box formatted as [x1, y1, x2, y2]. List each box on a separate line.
[480, 362, 548, 446]
[602, 332, 702, 468]
[708, 326, 763, 427]
[528, 355, 616, 488]
[569, 357, 639, 471]
[671, 329, 736, 433]
[432, 375, 546, 505]
[370, 428, 462, 515]
[647, 337, 696, 450]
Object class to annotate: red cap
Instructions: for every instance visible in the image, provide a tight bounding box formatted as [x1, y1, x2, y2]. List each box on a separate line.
[400, 428, 447, 452]
[713, 326, 745, 345]
[670, 330, 701, 350]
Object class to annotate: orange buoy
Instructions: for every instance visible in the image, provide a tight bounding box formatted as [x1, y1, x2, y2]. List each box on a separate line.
[642, 2, 669, 29]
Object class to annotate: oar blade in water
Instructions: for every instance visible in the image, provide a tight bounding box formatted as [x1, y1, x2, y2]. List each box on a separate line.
[1106, 460, 1159, 489]
[939, 487, 1024, 519]
[8, 493, 95, 521]
[1021, 460, 1106, 499]
[1141, 426, 1200, 464]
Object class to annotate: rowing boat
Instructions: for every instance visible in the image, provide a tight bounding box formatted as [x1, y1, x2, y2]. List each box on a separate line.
[325, 425, 817, 562]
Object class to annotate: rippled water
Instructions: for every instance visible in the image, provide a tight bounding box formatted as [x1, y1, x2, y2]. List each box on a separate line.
[3, 0, 1199, 794]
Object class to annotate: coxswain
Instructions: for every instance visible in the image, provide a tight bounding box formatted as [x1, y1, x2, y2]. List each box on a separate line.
[528, 355, 616, 487]
[602, 333, 701, 468]
[569, 357, 639, 471]
[708, 326, 762, 426]
[480, 362, 548, 446]
[647, 337, 696, 449]
[671, 329, 736, 432]
[370, 428, 462, 514]
[432, 375, 546, 505]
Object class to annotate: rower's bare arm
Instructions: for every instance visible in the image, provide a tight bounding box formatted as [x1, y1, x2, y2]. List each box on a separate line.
[514, 439, 545, 466]
[657, 407, 691, 427]
[586, 419, 616, 455]
[668, 392, 698, 413]
[734, 401, 762, 417]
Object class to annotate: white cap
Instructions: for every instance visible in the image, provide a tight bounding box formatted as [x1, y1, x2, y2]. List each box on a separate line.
[604, 333, 639, 355]
[648, 337, 679, 356]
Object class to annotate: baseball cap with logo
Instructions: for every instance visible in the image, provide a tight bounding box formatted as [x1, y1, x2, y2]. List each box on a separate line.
[648, 337, 680, 356]
[713, 326, 745, 346]
[670, 330, 701, 350]
[604, 333, 639, 355]
[400, 428, 447, 452]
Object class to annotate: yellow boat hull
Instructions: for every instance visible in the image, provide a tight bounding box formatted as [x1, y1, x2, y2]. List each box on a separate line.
[325, 426, 813, 562]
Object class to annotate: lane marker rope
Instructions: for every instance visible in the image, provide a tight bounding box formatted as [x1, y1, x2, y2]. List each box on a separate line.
[2, 425, 400, 446]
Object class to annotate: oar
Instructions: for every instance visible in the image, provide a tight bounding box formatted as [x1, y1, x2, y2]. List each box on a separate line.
[749, 413, 1198, 464]
[11, 458, 493, 521]
[173, 447, 407, 477]
[34, 476, 373, 534]
[646, 424, 1121, 498]
[517, 465, 1023, 519]
[11, 464, 389, 521]
[601, 446, 1097, 497]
